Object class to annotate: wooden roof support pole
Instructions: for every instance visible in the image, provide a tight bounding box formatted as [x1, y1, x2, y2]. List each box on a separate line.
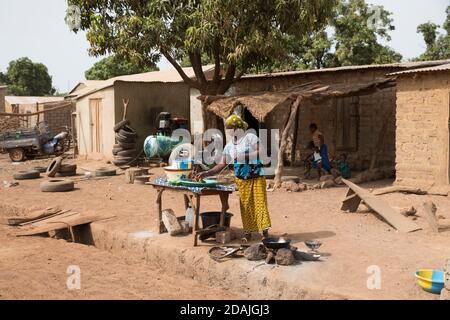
[274, 96, 302, 188]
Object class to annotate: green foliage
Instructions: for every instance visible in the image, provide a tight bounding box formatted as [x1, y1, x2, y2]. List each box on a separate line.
[85, 56, 159, 80]
[416, 6, 450, 61]
[67, 0, 337, 94]
[1, 57, 55, 96]
[248, 0, 402, 72]
[0, 72, 7, 85]
[331, 0, 401, 66]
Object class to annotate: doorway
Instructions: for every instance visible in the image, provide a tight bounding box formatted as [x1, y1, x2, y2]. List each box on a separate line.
[244, 109, 260, 133]
[89, 99, 102, 155]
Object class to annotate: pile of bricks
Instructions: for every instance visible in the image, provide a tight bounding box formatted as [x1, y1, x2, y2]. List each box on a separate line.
[441, 259, 450, 300]
[0, 116, 20, 133]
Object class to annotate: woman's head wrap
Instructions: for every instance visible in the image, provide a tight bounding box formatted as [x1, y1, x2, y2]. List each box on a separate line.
[225, 114, 248, 130]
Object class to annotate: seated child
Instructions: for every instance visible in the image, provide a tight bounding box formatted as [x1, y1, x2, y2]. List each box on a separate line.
[337, 153, 351, 179]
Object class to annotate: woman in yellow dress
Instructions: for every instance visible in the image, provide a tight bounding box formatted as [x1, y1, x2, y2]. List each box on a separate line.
[197, 115, 272, 241]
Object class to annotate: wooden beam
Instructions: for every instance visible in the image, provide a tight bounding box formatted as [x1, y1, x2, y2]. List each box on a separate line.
[342, 179, 421, 233]
[274, 96, 302, 188]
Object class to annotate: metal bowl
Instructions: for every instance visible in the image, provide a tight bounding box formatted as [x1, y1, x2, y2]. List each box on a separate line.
[305, 240, 322, 251]
[262, 237, 291, 250]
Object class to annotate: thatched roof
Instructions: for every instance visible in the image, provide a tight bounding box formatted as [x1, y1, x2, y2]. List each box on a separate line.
[202, 78, 396, 122]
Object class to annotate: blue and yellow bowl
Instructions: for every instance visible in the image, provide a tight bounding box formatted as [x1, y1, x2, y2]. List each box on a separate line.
[415, 269, 445, 294]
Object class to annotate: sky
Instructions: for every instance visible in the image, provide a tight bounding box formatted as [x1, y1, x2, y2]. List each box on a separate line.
[0, 0, 448, 93]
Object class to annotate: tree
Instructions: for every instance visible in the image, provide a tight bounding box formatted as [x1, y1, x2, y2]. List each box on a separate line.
[329, 0, 401, 66]
[67, 0, 337, 95]
[85, 55, 159, 80]
[256, 0, 402, 71]
[0, 72, 7, 85]
[416, 6, 450, 61]
[1, 57, 55, 96]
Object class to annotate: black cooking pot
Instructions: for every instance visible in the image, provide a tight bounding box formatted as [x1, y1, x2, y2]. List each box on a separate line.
[262, 237, 292, 250]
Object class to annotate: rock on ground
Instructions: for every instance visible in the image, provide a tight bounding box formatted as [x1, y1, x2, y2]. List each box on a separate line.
[244, 244, 267, 261]
[275, 249, 295, 266]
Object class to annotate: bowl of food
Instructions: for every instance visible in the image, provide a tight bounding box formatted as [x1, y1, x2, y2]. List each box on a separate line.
[163, 166, 192, 182]
[262, 237, 292, 250]
[415, 269, 445, 294]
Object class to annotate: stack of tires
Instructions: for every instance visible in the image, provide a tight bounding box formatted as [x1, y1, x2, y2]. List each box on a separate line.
[113, 120, 138, 166]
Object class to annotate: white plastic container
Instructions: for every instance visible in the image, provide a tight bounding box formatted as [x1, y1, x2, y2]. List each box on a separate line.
[185, 206, 194, 228]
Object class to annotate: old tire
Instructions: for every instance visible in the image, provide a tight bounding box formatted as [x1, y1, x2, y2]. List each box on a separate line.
[112, 147, 123, 156]
[56, 171, 77, 177]
[113, 156, 134, 166]
[13, 170, 41, 180]
[40, 179, 75, 192]
[9, 148, 26, 162]
[46, 157, 63, 177]
[59, 164, 77, 173]
[33, 166, 48, 173]
[119, 126, 137, 138]
[116, 132, 135, 144]
[114, 120, 130, 132]
[118, 141, 136, 150]
[117, 149, 136, 157]
[95, 168, 117, 177]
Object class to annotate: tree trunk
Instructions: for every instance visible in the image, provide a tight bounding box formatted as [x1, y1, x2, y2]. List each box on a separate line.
[274, 96, 302, 188]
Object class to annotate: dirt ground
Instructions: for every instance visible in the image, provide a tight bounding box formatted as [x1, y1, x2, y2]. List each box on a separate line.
[1, 154, 450, 300]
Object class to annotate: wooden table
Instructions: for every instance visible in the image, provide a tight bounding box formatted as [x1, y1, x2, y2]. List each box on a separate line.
[148, 181, 234, 246]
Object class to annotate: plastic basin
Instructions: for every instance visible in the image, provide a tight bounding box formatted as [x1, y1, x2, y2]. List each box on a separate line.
[415, 269, 445, 294]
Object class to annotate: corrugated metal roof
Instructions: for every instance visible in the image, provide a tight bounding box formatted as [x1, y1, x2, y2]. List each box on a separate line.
[388, 63, 450, 76]
[241, 59, 450, 79]
[70, 65, 215, 100]
[5, 96, 64, 105]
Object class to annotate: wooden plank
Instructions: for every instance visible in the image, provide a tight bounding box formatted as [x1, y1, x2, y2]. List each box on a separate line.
[342, 179, 421, 233]
[14, 214, 114, 237]
[20, 211, 77, 227]
[341, 189, 361, 212]
[5, 207, 62, 226]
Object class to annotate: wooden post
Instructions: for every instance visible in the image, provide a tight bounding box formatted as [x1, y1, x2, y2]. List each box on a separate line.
[36, 102, 40, 123]
[193, 194, 201, 246]
[219, 193, 230, 227]
[156, 189, 164, 234]
[274, 96, 302, 188]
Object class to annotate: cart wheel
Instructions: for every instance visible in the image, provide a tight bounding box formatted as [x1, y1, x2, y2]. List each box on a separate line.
[9, 148, 26, 162]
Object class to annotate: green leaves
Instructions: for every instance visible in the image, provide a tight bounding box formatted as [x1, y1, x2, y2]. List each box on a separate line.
[85, 56, 159, 80]
[416, 6, 450, 61]
[67, 0, 337, 94]
[1, 57, 55, 96]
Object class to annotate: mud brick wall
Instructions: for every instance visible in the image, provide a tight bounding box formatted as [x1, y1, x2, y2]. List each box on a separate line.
[43, 105, 73, 136]
[235, 68, 398, 170]
[396, 71, 450, 187]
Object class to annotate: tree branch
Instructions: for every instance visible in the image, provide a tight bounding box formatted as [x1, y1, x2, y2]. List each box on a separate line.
[189, 51, 207, 85]
[217, 64, 236, 94]
[162, 51, 199, 89]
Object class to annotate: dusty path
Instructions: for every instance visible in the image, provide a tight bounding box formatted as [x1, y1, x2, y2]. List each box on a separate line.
[1, 155, 449, 299]
[0, 224, 240, 300]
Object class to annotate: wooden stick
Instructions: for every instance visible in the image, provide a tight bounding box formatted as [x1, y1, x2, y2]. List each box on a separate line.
[122, 98, 129, 121]
[274, 96, 302, 188]
[0, 102, 73, 117]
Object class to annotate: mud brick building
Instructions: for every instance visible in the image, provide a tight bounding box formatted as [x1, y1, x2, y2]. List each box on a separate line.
[206, 61, 450, 172]
[391, 63, 450, 187]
